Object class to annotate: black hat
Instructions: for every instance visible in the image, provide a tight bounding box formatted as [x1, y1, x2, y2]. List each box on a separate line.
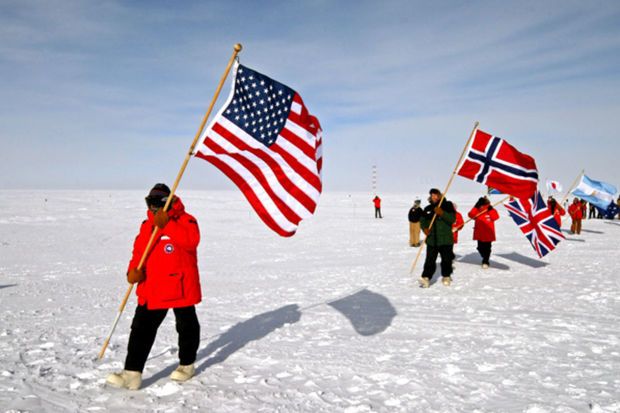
[145, 183, 171, 208]
[429, 188, 441, 195]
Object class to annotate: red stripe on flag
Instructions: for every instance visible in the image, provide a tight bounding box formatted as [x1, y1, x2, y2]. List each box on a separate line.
[270, 142, 322, 192]
[202, 138, 302, 225]
[279, 126, 316, 160]
[211, 123, 318, 213]
[195, 151, 296, 237]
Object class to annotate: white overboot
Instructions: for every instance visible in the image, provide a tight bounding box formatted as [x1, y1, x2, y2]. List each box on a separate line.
[170, 364, 195, 382]
[106, 370, 142, 390]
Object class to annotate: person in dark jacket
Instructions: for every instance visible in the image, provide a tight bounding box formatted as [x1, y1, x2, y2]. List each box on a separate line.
[408, 199, 423, 247]
[107, 183, 202, 390]
[468, 196, 499, 269]
[419, 188, 456, 288]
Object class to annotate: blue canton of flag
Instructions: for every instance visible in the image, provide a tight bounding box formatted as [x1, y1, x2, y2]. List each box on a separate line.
[224, 65, 295, 147]
[504, 190, 565, 258]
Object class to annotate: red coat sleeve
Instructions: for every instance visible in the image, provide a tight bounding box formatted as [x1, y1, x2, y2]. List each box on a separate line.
[127, 220, 152, 273]
[468, 207, 480, 219]
[489, 208, 500, 221]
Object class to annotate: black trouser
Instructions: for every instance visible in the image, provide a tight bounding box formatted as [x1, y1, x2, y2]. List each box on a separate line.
[375, 207, 382, 218]
[125, 304, 200, 372]
[421, 244, 453, 279]
[477, 241, 492, 265]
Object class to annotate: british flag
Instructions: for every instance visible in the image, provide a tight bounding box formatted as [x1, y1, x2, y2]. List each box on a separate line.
[457, 129, 538, 199]
[504, 191, 565, 258]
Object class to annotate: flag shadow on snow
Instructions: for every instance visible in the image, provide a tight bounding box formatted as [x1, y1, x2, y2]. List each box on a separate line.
[496, 252, 548, 269]
[0, 284, 17, 290]
[604, 221, 620, 226]
[456, 252, 510, 270]
[327, 289, 397, 336]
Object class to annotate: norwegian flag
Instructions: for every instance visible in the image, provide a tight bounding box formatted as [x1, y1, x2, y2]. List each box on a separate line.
[457, 129, 538, 199]
[195, 63, 322, 237]
[504, 191, 565, 258]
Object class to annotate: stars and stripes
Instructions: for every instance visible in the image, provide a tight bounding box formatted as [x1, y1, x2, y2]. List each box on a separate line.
[457, 129, 538, 199]
[195, 63, 323, 237]
[504, 191, 565, 258]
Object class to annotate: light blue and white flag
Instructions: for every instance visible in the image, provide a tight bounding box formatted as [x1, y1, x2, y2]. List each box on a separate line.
[571, 175, 617, 210]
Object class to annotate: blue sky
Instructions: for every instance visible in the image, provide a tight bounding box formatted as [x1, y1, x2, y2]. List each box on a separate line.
[1, 0, 619, 195]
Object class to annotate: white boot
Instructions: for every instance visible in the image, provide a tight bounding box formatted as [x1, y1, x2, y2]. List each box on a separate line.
[419, 278, 430, 288]
[442, 276, 452, 286]
[482, 263, 489, 269]
[170, 364, 195, 382]
[106, 370, 142, 390]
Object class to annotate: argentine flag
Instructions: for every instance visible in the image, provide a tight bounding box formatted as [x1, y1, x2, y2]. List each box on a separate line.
[571, 175, 617, 210]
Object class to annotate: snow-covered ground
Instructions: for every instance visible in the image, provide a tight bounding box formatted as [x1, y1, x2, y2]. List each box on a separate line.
[1, 190, 619, 412]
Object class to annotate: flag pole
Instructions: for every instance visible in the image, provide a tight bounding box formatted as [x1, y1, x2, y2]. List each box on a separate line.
[409, 121, 479, 275]
[452, 195, 510, 233]
[559, 169, 584, 207]
[98, 43, 243, 360]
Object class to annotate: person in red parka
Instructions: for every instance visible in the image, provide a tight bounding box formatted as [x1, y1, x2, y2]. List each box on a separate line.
[107, 183, 202, 390]
[452, 203, 465, 244]
[547, 196, 565, 228]
[468, 196, 499, 269]
[568, 197, 583, 234]
[373, 195, 382, 219]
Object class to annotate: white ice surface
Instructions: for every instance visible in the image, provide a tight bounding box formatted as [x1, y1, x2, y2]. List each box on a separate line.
[0, 190, 619, 412]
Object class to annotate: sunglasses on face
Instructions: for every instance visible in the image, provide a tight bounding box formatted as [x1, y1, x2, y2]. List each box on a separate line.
[145, 196, 168, 209]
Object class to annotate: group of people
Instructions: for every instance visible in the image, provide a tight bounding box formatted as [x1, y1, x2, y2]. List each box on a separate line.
[406, 189, 499, 288]
[547, 195, 603, 235]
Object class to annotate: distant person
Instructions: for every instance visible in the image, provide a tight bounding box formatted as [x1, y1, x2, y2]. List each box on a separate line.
[547, 196, 565, 228]
[419, 188, 456, 288]
[408, 199, 423, 247]
[373, 195, 382, 219]
[468, 196, 499, 269]
[568, 198, 583, 234]
[452, 203, 465, 245]
[617, 196, 620, 220]
[106, 183, 202, 390]
[580, 200, 588, 221]
[589, 202, 596, 219]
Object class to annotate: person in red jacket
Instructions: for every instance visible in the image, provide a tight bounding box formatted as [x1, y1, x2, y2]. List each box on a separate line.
[468, 196, 499, 269]
[373, 195, 382, 219]
[547, 196, 565, 228]
[107, 183, 202, 390]
[568, 197, 583, 234]
[452, 203, 465, 244]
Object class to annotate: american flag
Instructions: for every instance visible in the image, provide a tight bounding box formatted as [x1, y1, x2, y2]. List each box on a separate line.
[195, 63, 323, 237]
[504, 191, 565, 258]
[457, 129, 538, 199]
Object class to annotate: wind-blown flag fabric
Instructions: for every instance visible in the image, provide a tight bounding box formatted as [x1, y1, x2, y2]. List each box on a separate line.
[457, 129, 538, 199]
[504, 191, 565, 258]
[571, 175, 617, 211]
[195, 63, 323, 237]
[546, 179, 563, 193]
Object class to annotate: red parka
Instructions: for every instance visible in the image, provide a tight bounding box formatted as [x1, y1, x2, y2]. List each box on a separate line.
[468, 205, 499, 242]
[127, 197, 202, 310]
[568, 202, 583, 220]
[373, 196, 381, 208]
[452, 211, 464, 243]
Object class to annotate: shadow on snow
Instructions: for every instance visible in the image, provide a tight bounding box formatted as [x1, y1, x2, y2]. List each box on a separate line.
[455, 252, 510, 270]
[0, 284, 18, 290]
[496, 252, 548, 268]
[328, 289, 397, 336]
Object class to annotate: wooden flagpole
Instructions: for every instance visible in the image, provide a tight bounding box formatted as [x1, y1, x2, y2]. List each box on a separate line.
[559, 169, 584, 207]
[452, 195, 510, 233]
[98, 43, 243, 360]
[409, 121, 479, 275]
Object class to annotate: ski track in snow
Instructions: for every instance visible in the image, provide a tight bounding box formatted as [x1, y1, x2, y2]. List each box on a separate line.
[0, 190, 619, 412]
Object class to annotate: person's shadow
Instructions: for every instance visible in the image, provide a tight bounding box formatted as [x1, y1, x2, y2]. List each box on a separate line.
[195, 304, 301, 374]
[141, 304, 301, 387]
[328, 289, 397, 336]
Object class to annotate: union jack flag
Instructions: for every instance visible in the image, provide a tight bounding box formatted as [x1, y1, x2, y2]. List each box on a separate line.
[195, 63, 322, 237]
[457, 129, 538, 199]
[504, 191, 565, 258]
